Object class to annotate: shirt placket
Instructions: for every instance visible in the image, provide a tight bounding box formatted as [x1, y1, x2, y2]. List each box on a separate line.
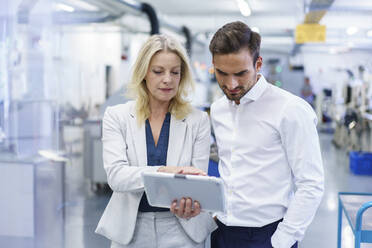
[226, 103, 239, 224]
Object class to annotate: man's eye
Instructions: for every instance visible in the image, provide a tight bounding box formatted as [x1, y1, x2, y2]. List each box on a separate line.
[235, 71, 246, 76]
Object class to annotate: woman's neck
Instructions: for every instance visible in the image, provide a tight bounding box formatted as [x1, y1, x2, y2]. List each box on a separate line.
[148, 98, 170, 120]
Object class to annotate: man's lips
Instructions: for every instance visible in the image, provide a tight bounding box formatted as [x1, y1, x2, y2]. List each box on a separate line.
[228, 89, 240, 94]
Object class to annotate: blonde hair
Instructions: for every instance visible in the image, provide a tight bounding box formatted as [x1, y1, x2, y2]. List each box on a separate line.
[127, 34, 195, 125]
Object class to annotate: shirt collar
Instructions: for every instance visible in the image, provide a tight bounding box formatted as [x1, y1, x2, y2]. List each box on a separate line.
[229, 74, 268, 105]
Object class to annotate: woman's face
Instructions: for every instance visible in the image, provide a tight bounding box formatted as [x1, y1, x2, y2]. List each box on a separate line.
[144, 51, 182, 104]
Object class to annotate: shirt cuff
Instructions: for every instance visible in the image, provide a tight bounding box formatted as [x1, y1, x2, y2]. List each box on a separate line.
[271, 227, 297, 248]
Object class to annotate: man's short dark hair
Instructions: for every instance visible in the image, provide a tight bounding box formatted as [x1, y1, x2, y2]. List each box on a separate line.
[209, 21, 261, 65]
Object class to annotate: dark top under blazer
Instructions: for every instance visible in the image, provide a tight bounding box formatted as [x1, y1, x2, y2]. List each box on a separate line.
[138, 112, 171, 212]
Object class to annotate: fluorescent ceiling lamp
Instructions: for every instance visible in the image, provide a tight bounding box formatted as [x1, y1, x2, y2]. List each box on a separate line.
[367, 30, 372, 37]
[55, 3, 75, 12]
[346, 26, 358, 36]
[64, 0, 99, 11]
[124, 0, 140, 6]
[38, 150, 68, 162]
[251, 27, 260, 33]
[236, 0, 251, 17]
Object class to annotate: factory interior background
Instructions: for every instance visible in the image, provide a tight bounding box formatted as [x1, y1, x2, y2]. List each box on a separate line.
[1, 0, 372, 247]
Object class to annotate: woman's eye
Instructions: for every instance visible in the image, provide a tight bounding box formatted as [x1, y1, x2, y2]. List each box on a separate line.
[172, 71, 180, 75]
[153, 70, 162, 74]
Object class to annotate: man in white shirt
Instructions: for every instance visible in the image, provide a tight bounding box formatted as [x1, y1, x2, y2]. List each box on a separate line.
[209, 21, 324, 248]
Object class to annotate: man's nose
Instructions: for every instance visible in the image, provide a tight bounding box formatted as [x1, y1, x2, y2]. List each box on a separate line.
[226, 77, 239, 90]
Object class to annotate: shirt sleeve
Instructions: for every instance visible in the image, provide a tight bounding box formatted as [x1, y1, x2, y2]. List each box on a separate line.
[102, 106, 160, 193]
[191, 111, 211, 172]
[271, 98, 324, 248]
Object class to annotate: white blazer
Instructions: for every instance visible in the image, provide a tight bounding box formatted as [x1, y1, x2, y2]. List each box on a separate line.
[95, 101, 217, 245]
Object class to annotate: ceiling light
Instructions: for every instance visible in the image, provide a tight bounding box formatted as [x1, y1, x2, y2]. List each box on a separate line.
[367, 30, 372, 37]
[251, 27, 260, 33]
[55, 3, 75, 12]
[346, 26, 358, 36]
[63, 0, 99, 11]
[236, 0, 251, 17]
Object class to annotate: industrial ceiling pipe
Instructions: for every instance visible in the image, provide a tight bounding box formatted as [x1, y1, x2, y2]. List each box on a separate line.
[113, 0, 204, 46]
[182, 26, 192, 56]
[140, 2, 159, 34]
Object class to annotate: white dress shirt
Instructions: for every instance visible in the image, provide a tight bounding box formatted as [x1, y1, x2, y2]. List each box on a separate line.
[210, 75, 324, 248]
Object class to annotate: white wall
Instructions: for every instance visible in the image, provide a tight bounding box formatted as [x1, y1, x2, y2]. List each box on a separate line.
[303, 50, 372, 87]
[261, 52, 304, 96]
[54, 26, 123, 113]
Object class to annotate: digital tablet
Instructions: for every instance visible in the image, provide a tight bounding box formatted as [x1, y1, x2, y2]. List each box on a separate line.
[142, 171, 226, 213]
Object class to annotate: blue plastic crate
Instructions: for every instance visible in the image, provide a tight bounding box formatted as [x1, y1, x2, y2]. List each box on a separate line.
[349, 151, 372, 175]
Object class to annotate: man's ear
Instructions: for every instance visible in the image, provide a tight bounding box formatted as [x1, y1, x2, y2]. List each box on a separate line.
[255, 56, 263, 71]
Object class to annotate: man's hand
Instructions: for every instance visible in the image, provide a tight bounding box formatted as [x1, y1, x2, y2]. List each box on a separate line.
[170, 197, 201, 219]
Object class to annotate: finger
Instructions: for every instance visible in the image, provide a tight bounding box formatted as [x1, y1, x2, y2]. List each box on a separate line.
[184, 198, 193, 218]
[160, 166, 176, 174]
[176, 168, 184, 174]
[194, 200, 201, 211]
[191, 201, 201, 217]
[177, 198, 185, 217]
[192, 172, 206, 176]
[169, 166, 181, 174]
[180, 167, 199, 175]
[170, 200, 177, 213]
[185, 167, 207, 176]
[186, 171, 201, 175]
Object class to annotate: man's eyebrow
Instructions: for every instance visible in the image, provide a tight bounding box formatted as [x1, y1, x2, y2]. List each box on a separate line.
[216, 68, 228, 75]
[234, 70, 248, 76]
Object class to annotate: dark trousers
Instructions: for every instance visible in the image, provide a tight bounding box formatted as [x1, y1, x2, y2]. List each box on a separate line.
[211, 219, 298, 248]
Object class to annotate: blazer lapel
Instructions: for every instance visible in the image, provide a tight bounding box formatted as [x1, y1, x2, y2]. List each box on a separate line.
[167, 115, 187, 166]
[129, 106, 147, 167]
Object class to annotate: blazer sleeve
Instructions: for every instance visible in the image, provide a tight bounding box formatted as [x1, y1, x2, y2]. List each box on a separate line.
[191, 111, 211, 172]
[102, 106, 159, 193]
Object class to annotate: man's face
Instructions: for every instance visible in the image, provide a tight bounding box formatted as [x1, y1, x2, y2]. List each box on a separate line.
[213, 48, 262, 104]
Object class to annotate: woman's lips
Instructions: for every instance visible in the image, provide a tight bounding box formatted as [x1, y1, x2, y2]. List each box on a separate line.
[160, 88, 173, 92]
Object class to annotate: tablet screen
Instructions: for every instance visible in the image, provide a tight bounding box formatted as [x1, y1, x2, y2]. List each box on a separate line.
[142, 172, 226, 213]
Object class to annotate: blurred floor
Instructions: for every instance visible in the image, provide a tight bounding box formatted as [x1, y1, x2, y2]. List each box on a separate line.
[63, 125, 110, 248]
[62, 128, 372, 248]
[301, 132, 372, 248]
